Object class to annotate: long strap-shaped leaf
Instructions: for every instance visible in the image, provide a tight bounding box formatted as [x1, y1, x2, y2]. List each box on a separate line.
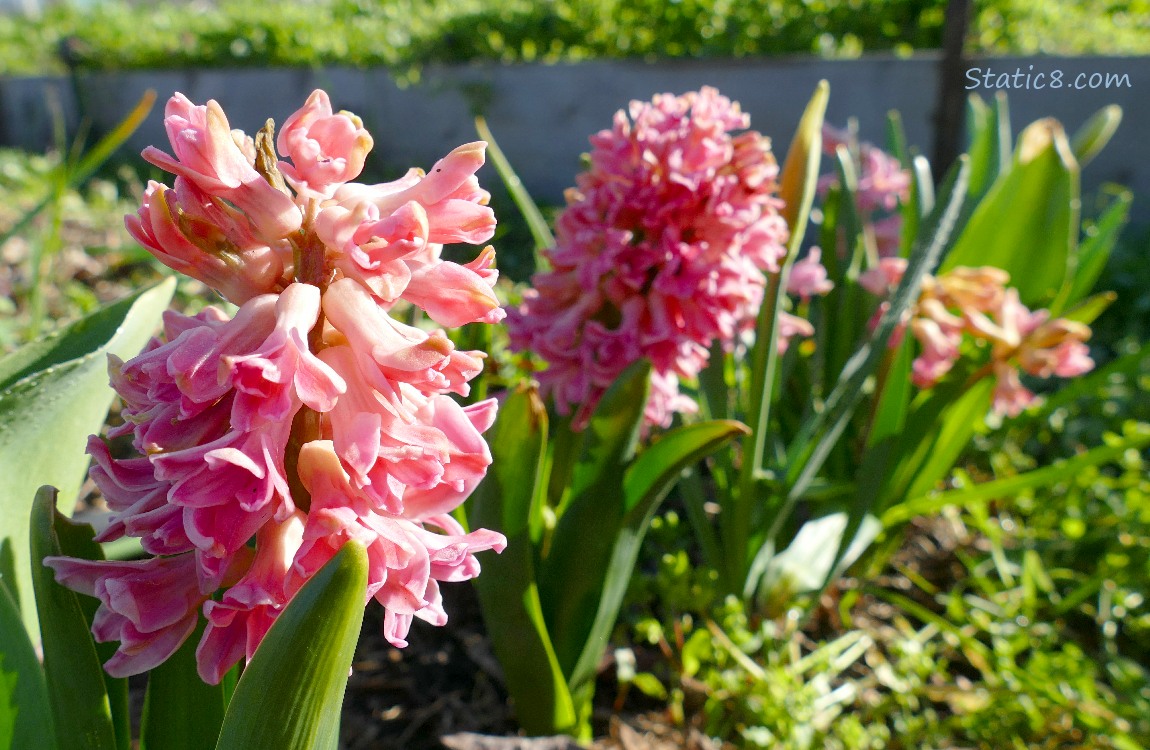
[30, 487, 124, 750]
[215, 541, 368, 750]
[468, 387, 579, 737]
[564, 419, 749, 696]
[882, 423, 1150, 526]
[941, 117, 1079, 307]
[139, 620, 226, 750]
[475, 116, 555, 262]
[747, 157, 971, 599]
[0, 566, 53, 750]
[537, 360, 650, 678]
[730, 81, 828, 587]
[0, 278, 175, 642]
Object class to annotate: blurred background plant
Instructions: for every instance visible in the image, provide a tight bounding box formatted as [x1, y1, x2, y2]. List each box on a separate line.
[0, 0, 1146, 78]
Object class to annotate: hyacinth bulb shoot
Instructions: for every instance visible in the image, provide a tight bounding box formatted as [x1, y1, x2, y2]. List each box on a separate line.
[44, 90, 508, 684]
[508, 87, 832, 429]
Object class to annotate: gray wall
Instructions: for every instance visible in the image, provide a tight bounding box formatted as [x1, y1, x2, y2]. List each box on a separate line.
[1, 55, 1146, 221]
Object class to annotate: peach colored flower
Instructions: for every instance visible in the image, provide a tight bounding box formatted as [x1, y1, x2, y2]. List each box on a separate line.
[861, 262, 1094, 416]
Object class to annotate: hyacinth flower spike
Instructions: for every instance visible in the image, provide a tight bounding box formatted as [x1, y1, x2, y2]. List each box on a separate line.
[508, 87, 836, 428]
[45, 89, 507, 684]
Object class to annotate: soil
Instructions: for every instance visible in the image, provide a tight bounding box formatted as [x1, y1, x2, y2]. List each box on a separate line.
[337, 579, 717, 750]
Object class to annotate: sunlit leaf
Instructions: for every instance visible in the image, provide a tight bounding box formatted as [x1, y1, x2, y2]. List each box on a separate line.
[942, 118, 1078, 307]
[468, 387, 578, 737]
[0, 279, 175, 640]
[565, 420, 748, 694]
[30, 487, 120, 750]
[215, 541, 367, 750]
[538, 360, 649, 679]
[0, 572, 53, 750]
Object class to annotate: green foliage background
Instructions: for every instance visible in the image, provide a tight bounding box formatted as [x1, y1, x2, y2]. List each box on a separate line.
[0, 0, 1146, 78]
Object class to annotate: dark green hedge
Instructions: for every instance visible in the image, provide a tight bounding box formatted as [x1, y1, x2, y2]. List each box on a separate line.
[1, 0, 1145, 77]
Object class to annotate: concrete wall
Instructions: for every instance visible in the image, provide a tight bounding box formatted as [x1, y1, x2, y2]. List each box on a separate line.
[1, 55, 1146, 220]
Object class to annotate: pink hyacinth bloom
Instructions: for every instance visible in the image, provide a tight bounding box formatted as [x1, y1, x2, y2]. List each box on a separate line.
[909, 315, 962, 388]
[143, 94, 301, 241]
[820, 125, 910, 215]
[278, 89, 373, 199]
[126, 178, 289, 304]
[820, 125, 909, 262]
[857, 144, 911, 214]
[52, 89, 505, 683]
[197, 511, 305, 684]
[858, 257, 908, 296]
[992, 363, 1039, 417]
[787, 247, 834, 301]
[331, 142, 496, 246]
[43, 554, 208, 677]
[872, 214, 904, 258]
[777, 311, 816, 354]
[293, 441, 505, 648]
[322, 277, 484, 397]
[315, 199, 503, 328]
[508, 87, 789, 427]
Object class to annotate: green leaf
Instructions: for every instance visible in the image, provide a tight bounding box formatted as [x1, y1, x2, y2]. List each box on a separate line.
[759, 512, 881, 596]
[624, 421, 749, 516]
[784, 156, 972, 504]
[0, 668, 14, 750]
[882, 424, 1150, 526]
[0, 571, 53, 750]
[564, 420, 748, 694]
[0, 92, 155, 251]
[733, 80, 828, 587]
[895, 377, 995, 506]
[964, 93, 1010, 202]
[885, 109, 909, 167]
[140, 621, 226, 750]
[467, 387, 578, 737]
[1059, 292, 1116, 326]
[475, 116, 554, 263]
[537, 360, 650, 680]
[0, 279, 176, 641]
[1070, 105, 1121, 169]
[30, 487, 120, 750]
[1059, 188, 1131, 311]
[215, 541, 368, 750]
[630, 673, 667, 701]
[867, 334, 913, 448]
[942, 117, 1079, 307]
[900, 154, 934, 257]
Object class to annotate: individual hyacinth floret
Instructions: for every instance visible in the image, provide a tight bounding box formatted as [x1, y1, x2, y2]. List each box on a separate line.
[45, 90, 507, 684]
[508, 86, 820, 428]
[859, 259, 1094, 417]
